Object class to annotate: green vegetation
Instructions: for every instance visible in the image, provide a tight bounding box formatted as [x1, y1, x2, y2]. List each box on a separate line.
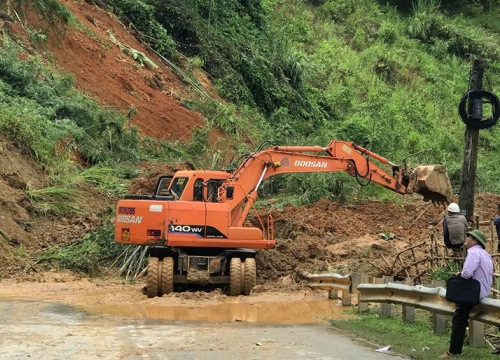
[0, 0, 499, 273]
[431, 262, 462, 281]
[0, 37, 141, 222]
[26, 186, 81, 215]
[103, 0, 500, 197]
[106, 0, 178, 60]
[35, 223, 123, 275]
[0, 39, 140, 167]
[331, 308, 496, 359]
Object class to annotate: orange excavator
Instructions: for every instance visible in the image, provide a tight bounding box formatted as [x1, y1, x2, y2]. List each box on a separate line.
[114, 140, 452, 297]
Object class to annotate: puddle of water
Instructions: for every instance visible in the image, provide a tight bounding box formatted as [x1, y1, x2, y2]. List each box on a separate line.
[42, 303, 77, 315]
[78, 300, 352, 324]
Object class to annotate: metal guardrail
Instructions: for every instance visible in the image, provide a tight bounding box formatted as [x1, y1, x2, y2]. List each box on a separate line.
[301, 272, 351, 292]
[357, 282, 500, 327]
[300, 271, 357, 306]
[304, 272, 500, 346]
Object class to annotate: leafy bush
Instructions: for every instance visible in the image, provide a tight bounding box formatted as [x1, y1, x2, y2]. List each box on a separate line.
[145, 0, 325, 136]
[106, 0, 178, 60]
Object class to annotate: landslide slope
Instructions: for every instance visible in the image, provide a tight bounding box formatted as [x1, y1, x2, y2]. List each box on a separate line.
[0, 0, 206, 276]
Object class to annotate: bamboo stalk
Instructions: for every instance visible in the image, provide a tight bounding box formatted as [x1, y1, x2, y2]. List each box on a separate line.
[119, 246, 141, 274]
[132, 246, 149, 280]
[407, 204, 432, 229]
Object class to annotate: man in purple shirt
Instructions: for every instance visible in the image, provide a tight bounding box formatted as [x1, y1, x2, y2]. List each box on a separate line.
[440, 229, 493, 358]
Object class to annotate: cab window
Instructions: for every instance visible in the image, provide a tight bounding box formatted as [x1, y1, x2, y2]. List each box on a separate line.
[206, 179, 224, 202]
[169, 177, 188, 198]
[155, 176, 173, 196]
[193, 178, 204, 201]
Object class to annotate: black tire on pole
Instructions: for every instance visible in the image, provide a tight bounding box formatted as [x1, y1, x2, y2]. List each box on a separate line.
[146, 256, 160, 298]
[458, 89, 500, 129]
[229, 257, 242, 296]
[242, 258, 256, 295]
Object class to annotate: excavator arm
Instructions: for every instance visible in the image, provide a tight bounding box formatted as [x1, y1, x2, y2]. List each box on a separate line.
[219, 141, 452, 226]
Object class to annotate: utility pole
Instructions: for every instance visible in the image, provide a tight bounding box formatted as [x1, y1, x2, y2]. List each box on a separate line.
[458, 60, 483, 222]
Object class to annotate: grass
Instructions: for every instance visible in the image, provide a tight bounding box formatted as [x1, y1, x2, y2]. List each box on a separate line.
[74, 166, 128, 196]
[26, 186, 81, 216]
[331, 308, 497, 359]
[34, 222, 125, 275]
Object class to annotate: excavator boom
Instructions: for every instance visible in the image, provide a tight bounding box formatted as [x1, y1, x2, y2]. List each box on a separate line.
[219, 141, 453, 219]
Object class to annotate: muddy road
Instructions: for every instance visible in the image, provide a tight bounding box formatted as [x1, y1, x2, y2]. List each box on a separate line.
[0, 275, 408, 360]
[0, 300, 411, 360]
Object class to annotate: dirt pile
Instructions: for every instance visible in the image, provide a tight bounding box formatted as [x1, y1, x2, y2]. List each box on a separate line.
[0, 134, 107, 276]
[55, 0, 208, 140]
[255, 194, 500, 282]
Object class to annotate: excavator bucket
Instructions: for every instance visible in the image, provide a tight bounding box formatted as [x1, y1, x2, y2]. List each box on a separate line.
[407, 165, 453, 205]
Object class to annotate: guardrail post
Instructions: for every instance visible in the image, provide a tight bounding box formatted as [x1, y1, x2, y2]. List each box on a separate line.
[402, 277, 415, 323]
[328, 289, 339, 300]
[469, 320, 485, 347]
[374, 276, 393, 317]
[352, 273, 369, 312]
[338, 274, 352, 306]
[432, 280, 447, 334]
[341, 289, 351, 306]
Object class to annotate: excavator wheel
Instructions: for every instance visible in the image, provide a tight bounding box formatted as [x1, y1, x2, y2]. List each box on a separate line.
[229, 257, 242, 296]
[159, 257, 174, 295]
[146, 256, 160, 298]
[242, 258, 256, 295]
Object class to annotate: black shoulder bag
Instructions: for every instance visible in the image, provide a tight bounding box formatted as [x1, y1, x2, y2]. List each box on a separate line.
[445, 274, 481, 305]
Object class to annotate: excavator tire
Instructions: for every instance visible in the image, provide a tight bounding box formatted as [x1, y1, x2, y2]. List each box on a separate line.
[229, 257, 242, 296]
[159, 257, 174, 295]
[242, 258, 256, 295]
[146, 256, 160, 298]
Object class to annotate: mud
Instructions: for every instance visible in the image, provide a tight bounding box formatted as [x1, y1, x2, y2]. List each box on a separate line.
[0, 300, 409, 360]
[78, 299, 351, 324]
[0, 273, 348, 324]
[0, 271, 336, 323]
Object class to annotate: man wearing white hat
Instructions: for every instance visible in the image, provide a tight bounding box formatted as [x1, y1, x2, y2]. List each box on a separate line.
[443, 202, 469, 250]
